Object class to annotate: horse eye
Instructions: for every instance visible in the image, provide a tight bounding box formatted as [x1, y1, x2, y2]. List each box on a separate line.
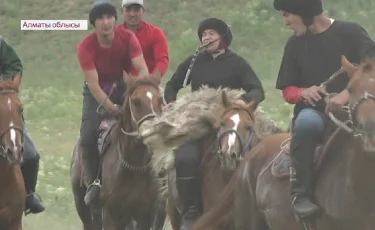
[132, 98, 142, 108]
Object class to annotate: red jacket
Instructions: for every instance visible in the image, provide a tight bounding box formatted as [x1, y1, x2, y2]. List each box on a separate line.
[115, 21, 169, 77]
[77, 29, 142, 84]
[282, 86, 305, 104]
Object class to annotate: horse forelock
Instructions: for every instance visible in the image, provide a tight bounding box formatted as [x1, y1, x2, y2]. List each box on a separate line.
[0, 82, 22, 109]
[0, 81, 18, 92]
[124, 76, 160, 97]
[220, 104, 255, 124]
[114, 76, 161, 138]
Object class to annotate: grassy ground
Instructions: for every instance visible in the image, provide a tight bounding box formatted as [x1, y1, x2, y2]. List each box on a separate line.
[0, 0, 374, 228]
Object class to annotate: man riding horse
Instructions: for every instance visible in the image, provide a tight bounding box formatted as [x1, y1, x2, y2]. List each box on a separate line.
[76, 0, 149, 207]
[164, 17, 265, 229]
[274, 0, 375, 221]
[116, 0, 169, 78]
[0, 36, 45, 214]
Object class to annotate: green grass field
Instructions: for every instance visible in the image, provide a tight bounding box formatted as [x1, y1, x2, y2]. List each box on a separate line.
[0, 0, 374, 228]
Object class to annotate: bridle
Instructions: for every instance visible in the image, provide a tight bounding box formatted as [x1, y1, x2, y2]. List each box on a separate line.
[321, 68, 375, 138]
[0, 89, 24, 165]
[120, 86, 164, 137]
[95, 82, 164, 137]
[216, 109, 256, 159]
[95, 83, 163, 173]
[216, 127, 255, 159]
[328, 90, 375, 138]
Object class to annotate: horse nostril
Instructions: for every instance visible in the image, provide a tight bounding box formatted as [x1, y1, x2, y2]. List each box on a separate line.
[6, 148, 13, 156]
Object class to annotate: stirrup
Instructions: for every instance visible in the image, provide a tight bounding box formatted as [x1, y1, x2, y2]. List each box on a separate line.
[24, 193, 44, 216]
[87, 178, 101, 191]
[291, 196, 320, 222]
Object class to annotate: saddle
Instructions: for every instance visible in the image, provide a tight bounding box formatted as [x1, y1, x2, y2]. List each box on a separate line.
[271, 113, 348, 180]
[97, 117, 117, 156]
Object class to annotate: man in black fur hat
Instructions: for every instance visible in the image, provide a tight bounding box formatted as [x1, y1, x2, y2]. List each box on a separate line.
[164, 17, 265, 229]
[274, 0, 375, 221]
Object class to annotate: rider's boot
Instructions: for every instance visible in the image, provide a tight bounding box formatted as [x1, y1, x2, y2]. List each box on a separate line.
[22, 156, 45, 214]
[290, 143, 320, 220]
[177, 177, 201, 230]
[82, 147, 101, 207]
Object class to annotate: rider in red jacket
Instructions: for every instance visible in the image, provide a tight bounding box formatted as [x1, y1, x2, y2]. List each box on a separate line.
[76, 0, 148, 207]
[116, 0, 169, 77]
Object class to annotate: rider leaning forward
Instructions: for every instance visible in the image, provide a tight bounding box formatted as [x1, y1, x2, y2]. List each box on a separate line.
[76, 0, 148, 207]
[274, 0, 375, 221]
[164, 17, 265, 229]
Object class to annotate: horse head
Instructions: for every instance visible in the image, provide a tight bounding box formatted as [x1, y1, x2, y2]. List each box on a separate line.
[215, 90, 258, 171]
[342, 55, 375, 152]
[0, 73, 24, 165]
[120, 71, 163, 136]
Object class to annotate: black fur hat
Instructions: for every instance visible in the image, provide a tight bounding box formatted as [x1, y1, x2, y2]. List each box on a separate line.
[273, 0, 323, 26]
[197, 18, 233, 46]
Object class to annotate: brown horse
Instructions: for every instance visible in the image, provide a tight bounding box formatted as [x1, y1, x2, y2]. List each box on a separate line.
[192, 55, 375, 230]
[166, 91, 263, 230]
[70, 74, 164, 230]
[0, 74, 26, 230]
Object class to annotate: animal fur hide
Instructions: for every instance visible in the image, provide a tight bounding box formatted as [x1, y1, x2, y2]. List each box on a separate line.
[138, 86, 284, 174]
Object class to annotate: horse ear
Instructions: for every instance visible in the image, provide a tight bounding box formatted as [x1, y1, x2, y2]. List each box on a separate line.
[221, 90, 230, 108]
[12, 72, 22, 90]
[247, 100, 259, 112]
[341, 55, 357, 78]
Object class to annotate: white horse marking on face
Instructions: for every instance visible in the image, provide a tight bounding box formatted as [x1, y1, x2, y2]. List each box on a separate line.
[227, 113, 240, 152]
[7, 98, 11, 110]
[9, 121, 17, 152]
[8, 98, 18, 152]
[146, 91, 153, 100]
[146, 91, 155, 114]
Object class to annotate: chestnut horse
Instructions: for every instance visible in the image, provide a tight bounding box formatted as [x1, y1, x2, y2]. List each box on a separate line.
[192, 55, 375, 230]
[70, 74, 164, 230]
[166, 91, 265, 230]
[0, 74, 26, 230]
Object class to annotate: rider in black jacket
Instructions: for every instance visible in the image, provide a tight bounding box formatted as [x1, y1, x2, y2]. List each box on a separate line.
[164, 17, 265, 230]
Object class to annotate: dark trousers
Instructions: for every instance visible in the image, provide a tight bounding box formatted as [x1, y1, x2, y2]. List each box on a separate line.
[80, 82, 126, 184]
[80, 91, 101, 184]
[175, 140, 203, 214]
[22, 127, 41, 195]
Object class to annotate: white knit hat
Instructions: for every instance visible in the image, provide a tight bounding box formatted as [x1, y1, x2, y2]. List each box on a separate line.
[122, 0, 144, 8]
